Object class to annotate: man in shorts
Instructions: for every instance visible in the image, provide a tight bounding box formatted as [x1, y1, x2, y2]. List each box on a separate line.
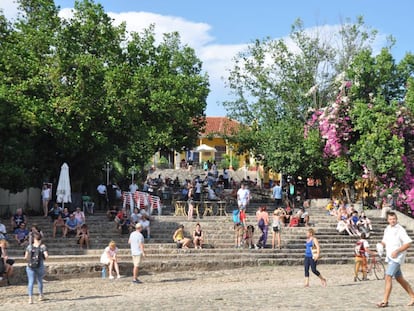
[128, 223, 145, 284]
[237, 183, 250, 210]
[376, 211, 414, 308]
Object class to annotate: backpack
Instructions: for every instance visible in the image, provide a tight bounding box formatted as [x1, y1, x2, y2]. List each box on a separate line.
[232, 209, 240, 224]
[28, 245, 42, 268]
[354, 240, 366, 257]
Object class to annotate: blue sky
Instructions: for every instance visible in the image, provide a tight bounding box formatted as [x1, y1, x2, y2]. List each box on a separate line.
[2, 0, 413, 116]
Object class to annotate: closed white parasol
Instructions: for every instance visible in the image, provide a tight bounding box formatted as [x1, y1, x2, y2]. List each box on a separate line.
[56, 162, 72, 208]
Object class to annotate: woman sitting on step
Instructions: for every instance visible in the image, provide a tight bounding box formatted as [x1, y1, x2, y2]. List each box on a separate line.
[100, 241, 121, 280]
[173, 225, 191, 249]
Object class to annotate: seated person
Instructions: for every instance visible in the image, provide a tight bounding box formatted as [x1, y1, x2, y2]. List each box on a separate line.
[73, 207, 86, 226]
[192, 223, 204, 249]
[357, 212, 373, 232]
[129, 207, 142, 226]
[173, 225, 191, 249]
[77, 224, 90, 249]
[0, 239, 14, 284]
[61, 207, 71, 222]
[283, 203, 293, 227]
[48, 203, 63, 221]
[53, 214, 66, 238]
[106, 206, 118, 221]
[64, 214, 80, 237]
[100, 240, 121, 279]
[207, 186, 219, 201]
[10, 208, 27, 231]
[295, 202, 310, 226]
[14, 222, 29, 246]
[0, 220, 7, 240]
[139, 215, 151, 239]
[82, 194, 95, 214]
[114, 208, 130, 234]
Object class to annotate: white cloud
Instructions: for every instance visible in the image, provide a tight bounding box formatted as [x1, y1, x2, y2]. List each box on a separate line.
[0, 0, 19, 21]
[58, 8, 240, 115]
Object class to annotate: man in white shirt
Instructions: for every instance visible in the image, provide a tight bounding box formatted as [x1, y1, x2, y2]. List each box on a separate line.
[237, 183, 250, 210]
[377, 211, 414, 308]
[128, 223, 145, 284]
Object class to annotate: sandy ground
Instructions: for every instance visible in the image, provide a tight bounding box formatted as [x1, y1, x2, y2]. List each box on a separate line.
[2, 263, 414, 310]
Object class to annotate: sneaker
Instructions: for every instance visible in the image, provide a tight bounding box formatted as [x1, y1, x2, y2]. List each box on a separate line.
[28, 297, 33, 304]
[117, 275, 121, 279]
[109, 275, 114, 280]
[39, 295, 44, 301]
[254, 244, 259, 250]
[132, 279, 142, 284]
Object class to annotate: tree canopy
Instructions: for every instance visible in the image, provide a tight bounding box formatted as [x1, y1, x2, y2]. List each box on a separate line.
[0, 0, 209, 192]
[224, 16, 414, 210]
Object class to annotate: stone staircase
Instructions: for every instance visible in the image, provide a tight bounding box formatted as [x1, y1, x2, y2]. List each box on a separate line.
[3, 200, 414, 284]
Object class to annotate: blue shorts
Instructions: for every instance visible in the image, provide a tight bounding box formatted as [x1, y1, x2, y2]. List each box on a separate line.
[386, 260, 402, 278]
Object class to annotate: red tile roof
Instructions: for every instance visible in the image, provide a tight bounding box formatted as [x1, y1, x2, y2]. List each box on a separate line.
[201, 117, 241, 136]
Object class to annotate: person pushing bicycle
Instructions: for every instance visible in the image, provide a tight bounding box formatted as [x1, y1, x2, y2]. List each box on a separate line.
[354, 232, 374, 281]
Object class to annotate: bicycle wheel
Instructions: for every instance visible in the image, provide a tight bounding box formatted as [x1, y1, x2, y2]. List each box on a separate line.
[373, 260, 385, 280]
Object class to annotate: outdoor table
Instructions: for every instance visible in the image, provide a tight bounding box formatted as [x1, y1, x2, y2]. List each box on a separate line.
[174, 201, 187, 216]
[203, 201, 216, 216]
[215, 201, 227, 216]
[193, 201, 202, 218]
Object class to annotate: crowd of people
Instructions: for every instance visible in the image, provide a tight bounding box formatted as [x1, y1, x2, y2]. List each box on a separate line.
[326, 199, 374, 237]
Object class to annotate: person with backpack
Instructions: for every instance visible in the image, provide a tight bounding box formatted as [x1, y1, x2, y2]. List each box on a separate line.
[24, 232, 48, 304]
[354, 232, 372, 281]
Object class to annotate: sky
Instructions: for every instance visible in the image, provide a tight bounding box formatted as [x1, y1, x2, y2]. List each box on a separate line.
[1, 0, 413, 116]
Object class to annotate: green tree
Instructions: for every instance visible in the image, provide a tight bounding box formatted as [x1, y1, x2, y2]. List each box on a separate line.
[223, 17, 376, 179]
[0, 0, 209, 192]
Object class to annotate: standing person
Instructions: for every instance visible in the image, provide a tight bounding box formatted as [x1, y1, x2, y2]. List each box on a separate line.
[187, 184, 194, 220]
[376, 211, 414, 308]
[272, 180, 283, 208]
[128, 223, 146, 284]
[223, 168, 230, 189]
[41, 183, 51, 217]
[272, 208, 284, 249]
[354, 232, 372, 281]
[255, 206, 269, 249]
[237, 183, 250, 211]
[96, 182, 107, 210]
[24, 232, 49, 304]
[0, 239, 15, 284]
[304, 228, 327, 288]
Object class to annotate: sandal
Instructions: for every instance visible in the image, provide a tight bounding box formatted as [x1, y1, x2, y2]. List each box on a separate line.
[407, 300, 414, 306]
[376, 302, 388, 308]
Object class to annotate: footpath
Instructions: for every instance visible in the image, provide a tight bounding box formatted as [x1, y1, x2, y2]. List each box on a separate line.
[3, 263, 414, 310]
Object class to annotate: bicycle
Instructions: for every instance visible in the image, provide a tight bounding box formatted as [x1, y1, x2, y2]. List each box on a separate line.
[355, 252, 385, 281]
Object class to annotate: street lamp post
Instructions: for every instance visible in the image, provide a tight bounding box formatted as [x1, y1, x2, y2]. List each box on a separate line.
[102, 162, 113, 185]
[130, 166, 137, 184]
[229, 145, 234, 170]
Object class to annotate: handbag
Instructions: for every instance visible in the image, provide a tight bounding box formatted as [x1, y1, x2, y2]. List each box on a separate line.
[311, 243, 321, 260]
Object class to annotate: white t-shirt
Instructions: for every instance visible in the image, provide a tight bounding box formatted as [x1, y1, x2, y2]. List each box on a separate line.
[382, 223, 412, 264]
[42, 188, 51, 200]
[129, 230, 144, 256]
[237, 188, 250, 206]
